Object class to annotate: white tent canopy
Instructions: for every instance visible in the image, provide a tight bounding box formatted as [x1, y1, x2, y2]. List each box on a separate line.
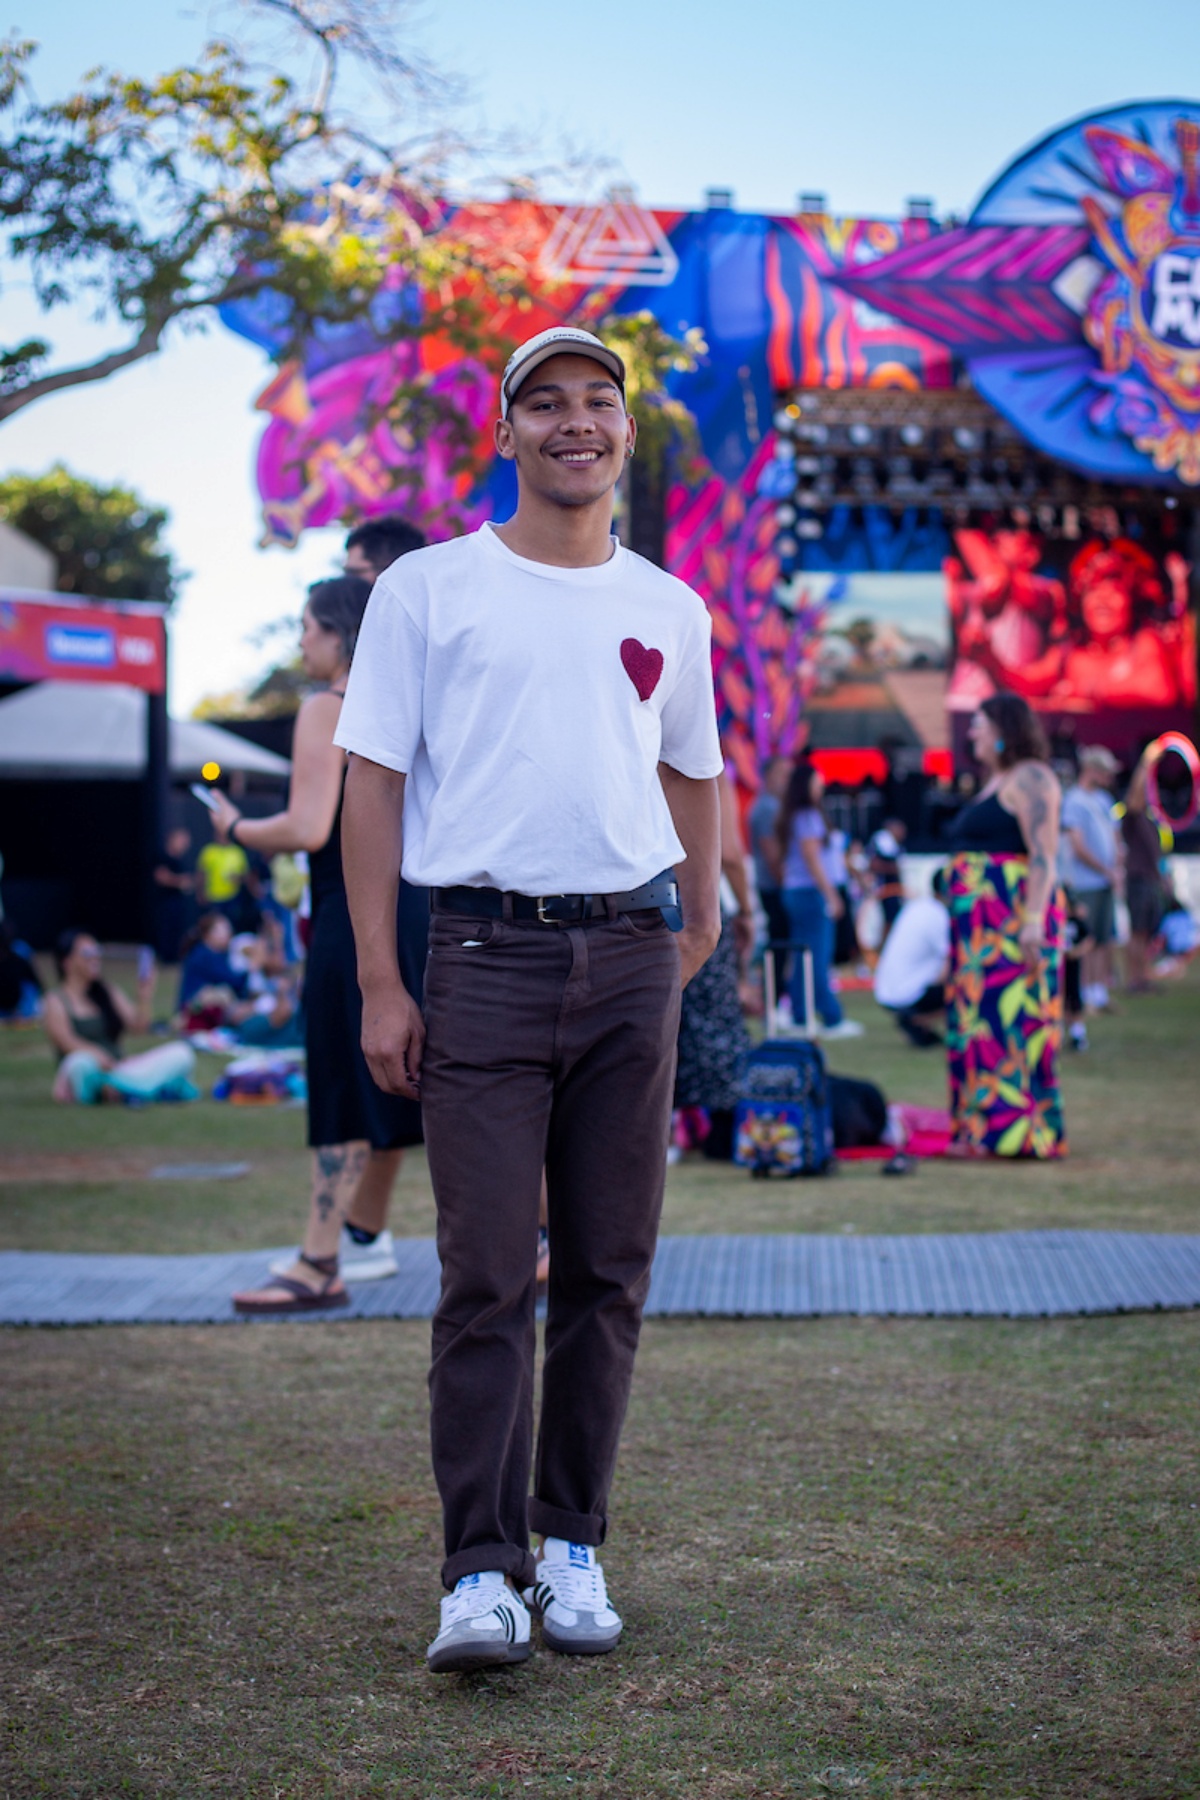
[0, 681, 291, 781]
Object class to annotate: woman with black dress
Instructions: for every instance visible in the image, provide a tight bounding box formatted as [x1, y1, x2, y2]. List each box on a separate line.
[943, 692, 1065, 1158]
[214, 573, 427, 1313]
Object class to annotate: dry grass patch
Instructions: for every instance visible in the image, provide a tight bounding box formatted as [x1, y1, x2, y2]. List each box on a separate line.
[2, 1314, 1197, 1798]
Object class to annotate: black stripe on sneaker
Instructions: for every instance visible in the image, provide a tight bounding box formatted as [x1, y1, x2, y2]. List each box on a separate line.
[498, 1605, 513, 1643]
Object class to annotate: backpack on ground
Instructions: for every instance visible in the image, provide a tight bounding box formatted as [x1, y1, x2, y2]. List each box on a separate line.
[733, 948, 834, 1177]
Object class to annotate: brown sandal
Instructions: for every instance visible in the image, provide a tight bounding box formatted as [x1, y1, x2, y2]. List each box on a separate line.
[233, 1253, 350, 1316]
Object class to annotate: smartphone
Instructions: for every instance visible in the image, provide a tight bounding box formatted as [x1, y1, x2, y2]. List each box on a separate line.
[190, 781, 220, 812]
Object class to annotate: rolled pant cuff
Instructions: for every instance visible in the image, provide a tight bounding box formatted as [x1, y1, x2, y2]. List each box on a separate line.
[442, 1542, 536, 1593]
[528, 1499, 606, 1546]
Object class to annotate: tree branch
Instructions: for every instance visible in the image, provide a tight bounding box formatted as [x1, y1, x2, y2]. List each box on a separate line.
[0, 318, 166, 420]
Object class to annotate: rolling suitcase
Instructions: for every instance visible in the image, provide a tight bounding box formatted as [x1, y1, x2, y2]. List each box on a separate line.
[733, 947, 834, 1177]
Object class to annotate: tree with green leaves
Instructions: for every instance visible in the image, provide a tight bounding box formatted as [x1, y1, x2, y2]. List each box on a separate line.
[0, 464, 179, 602]
[0, 1, 527, 426]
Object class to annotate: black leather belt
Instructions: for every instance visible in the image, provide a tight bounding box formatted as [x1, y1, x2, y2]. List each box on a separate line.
[432, 873, 678, 925]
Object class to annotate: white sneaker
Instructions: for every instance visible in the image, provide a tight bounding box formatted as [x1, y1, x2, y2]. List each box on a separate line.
[269, 1226, 398, 1283]
[426, 1572, 531, 1674]
[820, 1019, 865, 1040]
[523, 1539, 623, 1656]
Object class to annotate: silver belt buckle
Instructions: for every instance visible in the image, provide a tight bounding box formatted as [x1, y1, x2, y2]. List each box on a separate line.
[536, 894, 565, 923]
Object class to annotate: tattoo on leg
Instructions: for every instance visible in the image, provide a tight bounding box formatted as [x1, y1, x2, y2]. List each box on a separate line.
[312, 1144, 368, 1227]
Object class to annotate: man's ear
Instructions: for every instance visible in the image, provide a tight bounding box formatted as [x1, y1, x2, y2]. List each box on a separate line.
[494, 418, 515, 461]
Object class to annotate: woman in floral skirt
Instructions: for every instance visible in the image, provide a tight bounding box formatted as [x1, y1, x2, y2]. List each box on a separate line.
[943, 693, 1066, 1159]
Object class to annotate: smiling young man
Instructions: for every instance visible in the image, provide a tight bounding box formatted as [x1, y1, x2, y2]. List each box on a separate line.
[335, 324, 723, 1673]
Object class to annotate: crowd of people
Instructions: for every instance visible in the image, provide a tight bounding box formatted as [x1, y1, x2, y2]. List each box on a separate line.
[6, 322, 1194, 1678]
[682, 692, 1174, 1168]
[25, 683, 1184, 1157]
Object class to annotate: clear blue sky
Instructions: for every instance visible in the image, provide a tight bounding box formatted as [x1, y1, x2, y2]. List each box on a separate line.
[8, 0, 1200, 710]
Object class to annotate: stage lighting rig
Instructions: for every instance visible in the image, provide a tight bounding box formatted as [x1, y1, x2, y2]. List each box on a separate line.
[766, 383, 1153, 559]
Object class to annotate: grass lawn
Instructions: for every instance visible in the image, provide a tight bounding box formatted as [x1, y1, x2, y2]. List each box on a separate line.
[1, 957, 1198, 1795]
[2, 1316, 1197, 1798]
[2, 955, 1198, 1252]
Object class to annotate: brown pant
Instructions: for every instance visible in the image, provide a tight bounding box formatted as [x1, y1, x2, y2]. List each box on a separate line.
[421, 906, 681, 1591]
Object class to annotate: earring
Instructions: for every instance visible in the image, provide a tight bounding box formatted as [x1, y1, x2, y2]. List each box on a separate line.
[625, 444, 635, 461]
[995, 736, 1005, 754]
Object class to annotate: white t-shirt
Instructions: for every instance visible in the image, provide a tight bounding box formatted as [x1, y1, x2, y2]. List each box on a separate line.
[334, 523, 723, 893]
[873, 895, 950, 1009]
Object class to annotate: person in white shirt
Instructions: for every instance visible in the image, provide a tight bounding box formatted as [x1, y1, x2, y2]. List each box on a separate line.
[335, 325, 723, 1674]
[873, 888, 951, 1047]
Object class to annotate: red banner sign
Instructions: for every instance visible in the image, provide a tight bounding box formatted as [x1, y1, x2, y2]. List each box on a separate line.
[0, 591, 167, 694]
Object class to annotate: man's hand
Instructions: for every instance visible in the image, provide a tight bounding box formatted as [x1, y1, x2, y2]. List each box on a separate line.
[361, 979, 425, 1099]
[657, 764, 721, 991]
[676, 918, 722, 989]
[1017, 916, 1044, 977]
[731, 909, 756, 965]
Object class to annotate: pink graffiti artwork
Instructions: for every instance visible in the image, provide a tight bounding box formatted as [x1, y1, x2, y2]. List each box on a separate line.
[255, 343, 495, 547]
[668, 439, 827, 792]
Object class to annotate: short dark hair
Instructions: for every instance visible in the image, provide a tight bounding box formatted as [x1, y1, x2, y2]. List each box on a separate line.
[979, 692, 1047, 769]
[306, 576, 373, 664]
[344, 514, 426, 578]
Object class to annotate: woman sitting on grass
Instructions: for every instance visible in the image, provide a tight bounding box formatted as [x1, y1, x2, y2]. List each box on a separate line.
[43, 930, 196, 1105]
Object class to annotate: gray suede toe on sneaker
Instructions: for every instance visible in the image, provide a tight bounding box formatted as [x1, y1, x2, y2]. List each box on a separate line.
[426, 1573, 531, 1674]
[523, 1542, 623, 1656]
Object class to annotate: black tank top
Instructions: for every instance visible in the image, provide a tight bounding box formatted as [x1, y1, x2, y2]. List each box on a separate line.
[309, 776, 413, 931]
[309, 784, 348, 914]
[946, 791, 1026, 854]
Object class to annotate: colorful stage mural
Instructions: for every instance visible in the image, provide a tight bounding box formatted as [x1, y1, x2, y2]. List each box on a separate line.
[836, 102, 1200, 489]
[222, 195, 954, 781]
[220, 100, 1200, 780]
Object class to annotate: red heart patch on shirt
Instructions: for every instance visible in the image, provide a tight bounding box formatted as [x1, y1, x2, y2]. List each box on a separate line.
[620, 637, 664, 702]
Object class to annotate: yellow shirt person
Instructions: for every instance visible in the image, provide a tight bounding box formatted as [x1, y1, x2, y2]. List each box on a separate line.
[195, 840, 249, 905]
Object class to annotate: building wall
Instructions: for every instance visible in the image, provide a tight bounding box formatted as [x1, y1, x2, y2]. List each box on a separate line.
[0, 523, 56, 591]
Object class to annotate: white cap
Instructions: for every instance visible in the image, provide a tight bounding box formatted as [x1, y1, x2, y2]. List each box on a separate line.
[500, 326, 626, 418]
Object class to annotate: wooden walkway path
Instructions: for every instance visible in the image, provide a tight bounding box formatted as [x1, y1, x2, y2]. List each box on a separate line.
[3, 1230, 1199, 1327]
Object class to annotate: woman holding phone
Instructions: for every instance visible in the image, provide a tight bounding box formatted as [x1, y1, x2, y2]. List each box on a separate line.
[44, 932, 196, 1103]
[210, 570, 427, 1314]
